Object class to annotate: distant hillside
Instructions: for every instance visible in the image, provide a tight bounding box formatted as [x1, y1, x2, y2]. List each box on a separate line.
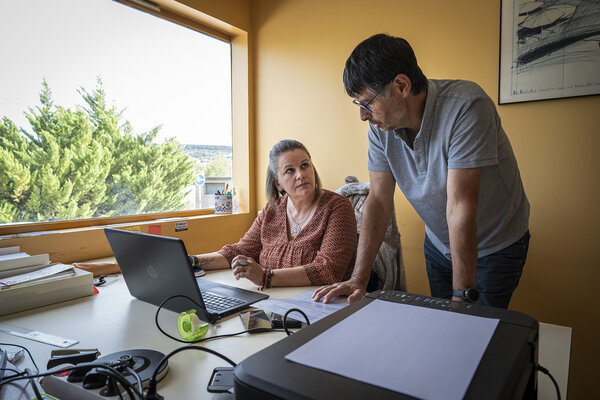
[183, 144, 232, 162]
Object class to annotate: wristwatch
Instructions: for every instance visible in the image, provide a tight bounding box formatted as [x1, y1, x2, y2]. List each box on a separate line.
[452, 287, 480, 303]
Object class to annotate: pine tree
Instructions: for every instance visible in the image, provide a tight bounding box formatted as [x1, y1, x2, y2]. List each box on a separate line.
[0, 80, 196, 223]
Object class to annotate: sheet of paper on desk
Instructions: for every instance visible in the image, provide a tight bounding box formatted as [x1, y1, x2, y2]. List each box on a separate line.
[253, 290, 348, 323]
[285, 299, 499, 400]
[0, 263, 73, 288]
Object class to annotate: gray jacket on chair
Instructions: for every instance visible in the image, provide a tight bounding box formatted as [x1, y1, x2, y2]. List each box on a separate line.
[335, 176, 407, 292]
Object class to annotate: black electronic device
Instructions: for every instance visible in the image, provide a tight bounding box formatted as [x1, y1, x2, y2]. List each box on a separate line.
[104, 228, 268, 324]
[41, 349, 168, 400]
[453, 287, 480, 303]
[234, 290, 539, 400]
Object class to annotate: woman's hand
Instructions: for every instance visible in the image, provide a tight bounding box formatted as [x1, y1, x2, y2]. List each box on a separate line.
[232, 256, 264, 286]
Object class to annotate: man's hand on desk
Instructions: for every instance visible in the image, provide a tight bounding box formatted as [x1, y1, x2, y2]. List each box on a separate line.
[312, 278, 367, 304]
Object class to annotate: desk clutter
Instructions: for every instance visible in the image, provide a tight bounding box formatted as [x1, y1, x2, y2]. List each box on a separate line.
[0, 246, 93, 317]
[0, 266, 564, 400]
[39, 348, 168, 400]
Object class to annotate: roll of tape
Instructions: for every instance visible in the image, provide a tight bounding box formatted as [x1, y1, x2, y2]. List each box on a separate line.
[177, 309, 209, 341]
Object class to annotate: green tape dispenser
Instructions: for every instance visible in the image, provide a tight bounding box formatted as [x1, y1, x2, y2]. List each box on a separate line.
[177, 309, 209, 341]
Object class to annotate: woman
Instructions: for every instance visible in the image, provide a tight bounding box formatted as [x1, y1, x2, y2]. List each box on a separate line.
[189, 139, 357, 289]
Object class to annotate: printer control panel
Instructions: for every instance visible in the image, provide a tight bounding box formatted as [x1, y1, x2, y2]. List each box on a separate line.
[368, 290, 478, 313]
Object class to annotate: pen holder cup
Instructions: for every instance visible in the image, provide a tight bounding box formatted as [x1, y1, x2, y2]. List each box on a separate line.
[214, 194, 233, 214]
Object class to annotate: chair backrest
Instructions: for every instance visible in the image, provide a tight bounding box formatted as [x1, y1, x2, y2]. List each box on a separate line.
[335, 176, 407, 291]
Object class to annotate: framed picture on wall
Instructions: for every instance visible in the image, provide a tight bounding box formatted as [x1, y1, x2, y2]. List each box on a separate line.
[499, 0, 600, 104]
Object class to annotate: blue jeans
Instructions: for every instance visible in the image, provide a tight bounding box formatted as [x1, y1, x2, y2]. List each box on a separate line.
[424, 231, 530, 309]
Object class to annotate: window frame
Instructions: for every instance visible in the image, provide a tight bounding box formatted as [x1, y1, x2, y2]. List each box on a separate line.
[0, 0, 251, 237]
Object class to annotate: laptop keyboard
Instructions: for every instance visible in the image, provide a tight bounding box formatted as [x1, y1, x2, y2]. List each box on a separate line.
[203, 291, 245, 312]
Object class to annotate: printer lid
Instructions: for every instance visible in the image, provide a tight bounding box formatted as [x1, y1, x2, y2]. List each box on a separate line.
[234, 291, 538, 400]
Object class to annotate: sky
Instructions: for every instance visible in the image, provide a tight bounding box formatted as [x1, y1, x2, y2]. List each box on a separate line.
[0, 0, 232, 146]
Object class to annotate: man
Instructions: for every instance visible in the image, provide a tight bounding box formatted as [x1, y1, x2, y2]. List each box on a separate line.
[313, 34, 530, 308]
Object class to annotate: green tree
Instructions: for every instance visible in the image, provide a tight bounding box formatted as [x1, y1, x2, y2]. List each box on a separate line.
[0, 80, 196, 223]
[202, 155, 232, 177]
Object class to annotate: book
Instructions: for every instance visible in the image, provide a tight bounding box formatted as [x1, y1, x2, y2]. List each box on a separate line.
[0, 263, 75, 289]
[0, 253, 50, 273]
[0, 246, 20, 256]
[0, 252, 28, 261]
[0, 267, 93, 317]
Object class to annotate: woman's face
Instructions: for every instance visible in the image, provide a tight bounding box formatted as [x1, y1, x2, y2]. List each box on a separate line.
[275, 149, 316, 202]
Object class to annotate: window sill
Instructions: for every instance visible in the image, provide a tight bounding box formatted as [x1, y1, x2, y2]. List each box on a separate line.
[0, 211, 256, 264]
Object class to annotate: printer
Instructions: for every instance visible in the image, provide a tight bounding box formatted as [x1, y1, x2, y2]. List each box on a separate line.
[234, 290, 538, 399]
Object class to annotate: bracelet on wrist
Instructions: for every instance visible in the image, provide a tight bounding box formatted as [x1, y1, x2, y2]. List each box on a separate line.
[188, 254, 199, 267]
[259, 268, 267, 291]
[265, 268, 274, 289]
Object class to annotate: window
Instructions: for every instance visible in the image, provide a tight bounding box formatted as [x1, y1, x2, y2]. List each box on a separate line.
[0, 0, 234, 226]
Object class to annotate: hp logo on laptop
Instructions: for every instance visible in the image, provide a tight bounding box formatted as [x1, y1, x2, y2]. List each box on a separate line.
[145, 264, 158, 279]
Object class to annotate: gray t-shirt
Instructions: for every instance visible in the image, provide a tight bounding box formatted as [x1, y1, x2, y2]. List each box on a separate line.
[368, 79, 529, 258]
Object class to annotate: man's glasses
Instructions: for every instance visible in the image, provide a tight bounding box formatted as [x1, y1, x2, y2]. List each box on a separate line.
[352, 87, 383, 114]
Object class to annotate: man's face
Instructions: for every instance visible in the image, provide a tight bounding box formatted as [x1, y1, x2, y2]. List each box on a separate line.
[354, 83, 409, 132]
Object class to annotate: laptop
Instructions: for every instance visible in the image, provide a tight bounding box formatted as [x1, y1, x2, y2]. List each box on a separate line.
[104, 228, 268, 324]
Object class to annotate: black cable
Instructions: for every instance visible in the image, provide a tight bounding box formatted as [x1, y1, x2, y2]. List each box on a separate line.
[0, 362, 143, 400]
[282, 308, 311, 336]
[154, 295, 279, 344]
[0, 343, 40, 374]
[95, 367, 136, 400]
[24, 368, 43, 400]
[154, 294, 206, 343]
[92, 366, 139, 400]
[0, 367, 26, 380]
[94, 274, 109, 286]
[125, 366, 143, 394]
[145, 345, 237, 399]
[537, 364, 561, 400]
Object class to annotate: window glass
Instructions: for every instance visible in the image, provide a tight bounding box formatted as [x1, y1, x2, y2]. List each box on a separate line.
[0, 0, 232, 224]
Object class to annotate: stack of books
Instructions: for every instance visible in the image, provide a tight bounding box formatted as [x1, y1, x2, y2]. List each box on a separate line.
[0, 247, 93, 316]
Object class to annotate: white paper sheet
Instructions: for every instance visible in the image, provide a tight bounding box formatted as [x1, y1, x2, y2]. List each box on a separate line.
[253, 290, 348, 323]
[0, 263, 73, 288]
[285, 299, 499, 400]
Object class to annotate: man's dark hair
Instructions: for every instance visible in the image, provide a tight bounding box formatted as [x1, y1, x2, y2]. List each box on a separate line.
[343, 34, 428, 97]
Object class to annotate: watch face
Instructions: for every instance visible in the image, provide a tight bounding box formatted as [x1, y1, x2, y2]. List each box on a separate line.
[466, 288, 480, 302]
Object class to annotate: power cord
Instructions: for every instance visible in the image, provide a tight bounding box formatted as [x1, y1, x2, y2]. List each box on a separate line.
[282, 308, 311, 336]
[0, 358, 144, 400]
[0, 343, 40, 374]
[24, 368, 43, 400]
[537, 364, 561, 400]
[144, 345, 237, 400]
[0, 367, 26, 380]
[148, 296, 311, 398]
[154, 295, 282, 344]
[154, 296, 311, 342]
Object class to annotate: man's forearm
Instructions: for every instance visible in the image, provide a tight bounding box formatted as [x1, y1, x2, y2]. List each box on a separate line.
[446, 168, 480, 293]
[448, 213, 478, 290]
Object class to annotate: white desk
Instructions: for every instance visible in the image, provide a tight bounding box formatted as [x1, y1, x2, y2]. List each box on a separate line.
[0, 270, 571, 399]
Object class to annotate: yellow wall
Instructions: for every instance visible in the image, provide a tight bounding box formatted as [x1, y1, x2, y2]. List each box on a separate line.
[252, 0, 599, 398]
